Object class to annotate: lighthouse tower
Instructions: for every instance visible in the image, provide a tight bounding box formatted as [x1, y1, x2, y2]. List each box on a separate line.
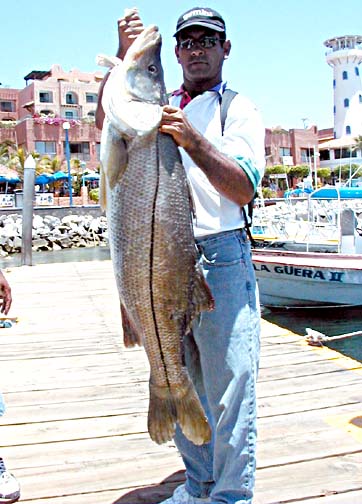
[324, 35, 362, 139]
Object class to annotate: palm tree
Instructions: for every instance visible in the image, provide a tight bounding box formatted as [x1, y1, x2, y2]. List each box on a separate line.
[0, 140, 17, 165]
[354, 135, 362, 156]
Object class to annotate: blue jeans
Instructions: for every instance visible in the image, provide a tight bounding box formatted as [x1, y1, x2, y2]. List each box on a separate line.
[174, 229, 260, 504]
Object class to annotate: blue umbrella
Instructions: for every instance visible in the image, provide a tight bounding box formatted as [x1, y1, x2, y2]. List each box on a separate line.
[83, 173, 100, 181]
[35, 173, 53, 185]
[0, 175, 21, 183]
[82, 172, 100, 181]
[53, 171, 68, 181]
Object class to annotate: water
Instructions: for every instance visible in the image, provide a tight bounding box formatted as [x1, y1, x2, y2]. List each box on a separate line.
[1, 246, 360, 363]
[263, 305, 362, 363]
[0, 245, 111, 269]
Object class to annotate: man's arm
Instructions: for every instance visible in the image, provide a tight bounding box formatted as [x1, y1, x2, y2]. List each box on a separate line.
[0, 270, 12, 315]
[95, 8, 144, 130]
[160, 106, 256, 207]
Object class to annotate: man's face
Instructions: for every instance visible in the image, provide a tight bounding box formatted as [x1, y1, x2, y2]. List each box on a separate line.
[175, 27, 231, 87]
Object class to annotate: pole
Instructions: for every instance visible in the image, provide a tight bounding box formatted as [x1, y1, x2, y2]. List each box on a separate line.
[63, 122, 73, 206]
[313, 146, 318, 189]
[21, 155, 36, 266]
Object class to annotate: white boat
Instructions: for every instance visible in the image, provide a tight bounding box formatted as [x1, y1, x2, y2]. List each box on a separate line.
[252, 249, 362, 308]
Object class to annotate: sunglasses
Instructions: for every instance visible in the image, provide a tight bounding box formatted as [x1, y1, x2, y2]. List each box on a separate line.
[178, 36, 223, 50]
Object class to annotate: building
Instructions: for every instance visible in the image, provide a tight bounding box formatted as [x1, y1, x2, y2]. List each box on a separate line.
[0, 64, 104, 170]
[318, 35, 362, 170]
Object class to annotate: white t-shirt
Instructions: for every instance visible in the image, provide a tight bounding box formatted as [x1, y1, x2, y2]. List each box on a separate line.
[169, 90, 265, 237]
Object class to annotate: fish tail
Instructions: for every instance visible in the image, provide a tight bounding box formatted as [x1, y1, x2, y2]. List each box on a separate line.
[173, 380, 211, 446]
[148, 379, 211, 446]
[148, 383, 177, 444]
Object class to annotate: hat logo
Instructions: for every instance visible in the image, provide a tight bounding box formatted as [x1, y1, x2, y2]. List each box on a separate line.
[183, 9, 213, 21]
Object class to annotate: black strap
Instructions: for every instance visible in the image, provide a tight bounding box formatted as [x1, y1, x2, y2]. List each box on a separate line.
[220, 89, 238, 135]
[220, 89, 256, 246]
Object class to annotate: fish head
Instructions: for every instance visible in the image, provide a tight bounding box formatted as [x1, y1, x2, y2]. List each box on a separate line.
[123, 25, 168, 106]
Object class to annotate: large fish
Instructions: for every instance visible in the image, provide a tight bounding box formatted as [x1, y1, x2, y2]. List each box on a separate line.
[98, 25, 214, 445]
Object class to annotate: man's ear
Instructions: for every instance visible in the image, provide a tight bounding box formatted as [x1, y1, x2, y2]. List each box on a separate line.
[223, 40, 231, 59]
[175, 44, 181, 63]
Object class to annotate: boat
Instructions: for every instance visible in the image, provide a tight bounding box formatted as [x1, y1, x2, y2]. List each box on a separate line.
[252, 248, 362, 308]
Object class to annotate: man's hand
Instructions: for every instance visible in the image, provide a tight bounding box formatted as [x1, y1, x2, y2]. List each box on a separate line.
[116, 8, 144, 59]
[0, 271, 12, 315]
[160, 105, 197, 149]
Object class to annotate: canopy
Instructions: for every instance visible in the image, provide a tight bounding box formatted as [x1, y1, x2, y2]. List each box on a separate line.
[35, 173, 53, 185]
[0, 174, 21, 183]
[310, 186, 362, 199]
[82, 172, 100, 181]
[52, 171, 68, 181]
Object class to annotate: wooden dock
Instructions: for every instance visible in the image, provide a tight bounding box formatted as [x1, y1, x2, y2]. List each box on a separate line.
[1, 260, 361, 503]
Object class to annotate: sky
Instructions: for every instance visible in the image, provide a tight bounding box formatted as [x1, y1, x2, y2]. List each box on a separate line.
[1, 0, 361, 130]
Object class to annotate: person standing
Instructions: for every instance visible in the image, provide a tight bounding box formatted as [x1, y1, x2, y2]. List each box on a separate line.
[0, 270, 20, 504]
[96, 7, 265, 504]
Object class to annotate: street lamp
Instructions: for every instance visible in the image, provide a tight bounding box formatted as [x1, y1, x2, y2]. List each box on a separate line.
[21, 154, 36, 266]
[62, 121, 73, 206]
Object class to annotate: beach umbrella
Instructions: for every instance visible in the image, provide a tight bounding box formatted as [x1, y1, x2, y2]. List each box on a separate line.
[35, 173, 54, 185]
[82, 172, 100, 181]
[52, 171, 68, 181]
[0, 174, 21, 183]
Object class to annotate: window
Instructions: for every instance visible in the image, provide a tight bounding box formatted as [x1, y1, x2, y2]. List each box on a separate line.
[64, 110, 78, 119]
[65, 92, 78, 105]
[346, 125, 351, 135]
[95, 143, 101, 160]
[63, 141, 90, 161]
[359, 94, 362, 103]
[300, 148, 311, 163]
[0, 101, 15, 112]
[39, 91, 53, 103]
[35, 141, 56, 155]
[344, 98, 349, 108]
[333, 79, 336, 88]
[342, 71, 348, 80]
[86, 93, 98, 103]
[87, 111, 95, 117]
[319, 150, 330, 161]
[279, 147, 291, 157]
[356, 67, 360, 76]
[335, 148, 357, 159]
[333, 105, 336, 114]
[40, 109, 54, 115]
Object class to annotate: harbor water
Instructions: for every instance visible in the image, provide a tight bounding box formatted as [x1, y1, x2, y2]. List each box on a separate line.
[1, 245, 361, 363]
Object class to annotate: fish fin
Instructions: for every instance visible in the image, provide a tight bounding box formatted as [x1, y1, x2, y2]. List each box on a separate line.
[193, 264, 215, 312]
[148, 383, 177, 444]
[121, 303, 142, 348]
[100, 119, 129, 190]
[96, 54, 122, 69]
[99, 168, 107, 211]
[173, 380, 211, 446]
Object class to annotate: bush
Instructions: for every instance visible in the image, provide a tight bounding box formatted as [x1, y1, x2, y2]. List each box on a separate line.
[89, 188, 99, 203]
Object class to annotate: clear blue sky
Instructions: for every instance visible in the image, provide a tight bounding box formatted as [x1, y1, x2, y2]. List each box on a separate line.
[1, 0, 361, 130]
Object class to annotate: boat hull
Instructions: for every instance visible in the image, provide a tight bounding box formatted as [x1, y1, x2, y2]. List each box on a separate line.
[252, 249, 362, 308]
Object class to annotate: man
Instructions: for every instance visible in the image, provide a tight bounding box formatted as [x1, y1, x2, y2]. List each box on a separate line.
[0, 270, 20, 504]
[96, 7, 265, 504]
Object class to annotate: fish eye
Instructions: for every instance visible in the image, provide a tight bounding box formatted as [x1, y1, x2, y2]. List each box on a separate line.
[148, 64, 158, 74]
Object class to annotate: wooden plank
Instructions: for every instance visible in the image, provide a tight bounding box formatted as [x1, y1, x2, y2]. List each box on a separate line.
[1, 260, 361, 504]
[255, 453, 362, 503]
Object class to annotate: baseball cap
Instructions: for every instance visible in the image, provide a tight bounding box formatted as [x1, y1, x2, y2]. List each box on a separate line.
[174, 7, 226, 37]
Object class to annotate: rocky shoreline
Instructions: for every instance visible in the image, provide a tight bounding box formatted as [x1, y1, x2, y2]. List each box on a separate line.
[0, 213, 108, 257]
